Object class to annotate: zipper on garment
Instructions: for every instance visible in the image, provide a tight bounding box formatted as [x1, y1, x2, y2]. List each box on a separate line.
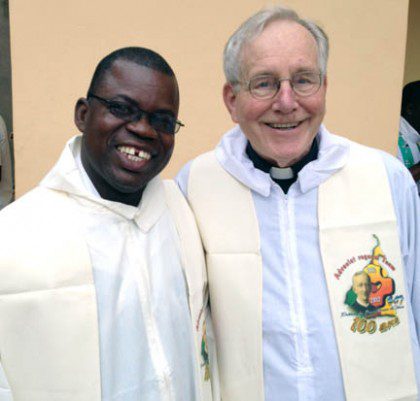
[278, 190, 313, 375]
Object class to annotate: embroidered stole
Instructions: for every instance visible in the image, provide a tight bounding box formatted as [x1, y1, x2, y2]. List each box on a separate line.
[318, 144, 417, 401]
[188, 152, 263, 401]
[163, 180, 218, 401]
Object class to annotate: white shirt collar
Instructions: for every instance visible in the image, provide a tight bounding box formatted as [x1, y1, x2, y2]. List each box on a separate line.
[215, 124, 350, 197]
[40, 135, 166, 231]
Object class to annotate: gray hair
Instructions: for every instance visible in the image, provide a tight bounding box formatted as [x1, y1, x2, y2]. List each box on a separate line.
[223, 5, 329, 85]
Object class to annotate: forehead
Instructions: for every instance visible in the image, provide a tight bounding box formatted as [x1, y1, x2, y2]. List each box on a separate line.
[98, 59, 179, 112]
[354, 274, 369, 283]
[241, 20, 319, 78]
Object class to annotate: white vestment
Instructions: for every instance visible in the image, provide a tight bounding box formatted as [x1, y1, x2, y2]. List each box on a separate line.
[177, 125, 420, 401]
[0, 136, 218, 401]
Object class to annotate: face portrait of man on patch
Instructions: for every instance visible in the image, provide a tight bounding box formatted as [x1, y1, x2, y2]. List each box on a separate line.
[349, 271, 376, 314]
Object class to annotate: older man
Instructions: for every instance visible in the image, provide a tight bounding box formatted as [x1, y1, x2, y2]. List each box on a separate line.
[350, 272, 376, 314]
[0, 47, 218, 401]
[177, 6, 420, 401]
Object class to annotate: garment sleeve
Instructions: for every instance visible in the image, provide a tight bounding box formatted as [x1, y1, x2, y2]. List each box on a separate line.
[0, 360, 13, 401]
[383, 152, 420, 340]
[401, 182, 420, 339]
[175, 160, 193, 197]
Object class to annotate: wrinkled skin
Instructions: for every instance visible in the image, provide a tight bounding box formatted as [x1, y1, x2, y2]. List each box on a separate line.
[223, 20, 327, 167]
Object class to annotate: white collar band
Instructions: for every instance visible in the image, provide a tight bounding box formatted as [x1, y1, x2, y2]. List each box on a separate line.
[270, 166, 294, 180]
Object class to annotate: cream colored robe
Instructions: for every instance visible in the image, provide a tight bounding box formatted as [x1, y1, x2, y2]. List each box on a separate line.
[185, 143, 417, 401]
[0, 180, 219, 401]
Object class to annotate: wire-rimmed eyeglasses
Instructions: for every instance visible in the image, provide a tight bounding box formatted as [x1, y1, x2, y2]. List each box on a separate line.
[87, 93, 184, 135]
[243, 71, 323, 100]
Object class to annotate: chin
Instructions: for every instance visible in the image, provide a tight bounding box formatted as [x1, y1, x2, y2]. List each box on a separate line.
[271, 147, 307, 166]
[113, 181, 148, 194]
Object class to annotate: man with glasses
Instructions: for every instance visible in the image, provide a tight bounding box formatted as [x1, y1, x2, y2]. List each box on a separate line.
[0, 47, 218, 401]
[177, 6, 420, 401]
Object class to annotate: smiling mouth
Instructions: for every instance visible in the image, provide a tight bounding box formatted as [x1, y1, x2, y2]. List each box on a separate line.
[265, 121, 303, 130]
[117, 145, 151, 162]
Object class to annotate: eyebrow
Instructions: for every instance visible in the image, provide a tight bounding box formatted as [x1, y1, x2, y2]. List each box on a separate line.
[294, 68, 319, 74]
[111, 94, 138, 104]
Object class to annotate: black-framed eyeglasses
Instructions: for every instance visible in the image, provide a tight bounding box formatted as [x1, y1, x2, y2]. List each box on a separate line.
[244, 71, 323, 100]
[87, 93, 184, 134]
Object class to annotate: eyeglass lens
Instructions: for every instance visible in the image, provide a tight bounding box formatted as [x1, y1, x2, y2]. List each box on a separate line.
[108, 102, 178, 133]
[89, 94, 182, 134]
[249, 72, 321, 99]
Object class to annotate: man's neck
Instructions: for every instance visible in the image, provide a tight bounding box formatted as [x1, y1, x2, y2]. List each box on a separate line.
[80, 150, 144, 207]
[357, 298, 370, 308]
[246, 138, 318, 193]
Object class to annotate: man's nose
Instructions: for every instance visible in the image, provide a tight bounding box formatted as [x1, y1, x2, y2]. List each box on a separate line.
[271, 80, 298, 113]
[125, 113, 158, 138]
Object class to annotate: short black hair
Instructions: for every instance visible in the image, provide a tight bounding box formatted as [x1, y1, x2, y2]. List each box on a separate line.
[401, 80, 420, 115]
[87, 47, 175, 95]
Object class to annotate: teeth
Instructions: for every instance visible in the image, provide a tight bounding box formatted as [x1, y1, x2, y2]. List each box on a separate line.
[127, 154, 142, 162]
[118, 146, 135, 155]
[268, 122, 299, 129]
[117, 146, 151, 160]
[138, 150, 151, 160]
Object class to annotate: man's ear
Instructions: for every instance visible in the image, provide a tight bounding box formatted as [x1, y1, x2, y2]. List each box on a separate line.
[74, 98, 89, 133]
[223, 82, 240, 123]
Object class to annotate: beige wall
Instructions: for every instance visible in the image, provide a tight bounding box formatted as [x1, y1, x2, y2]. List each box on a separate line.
[404, 0, 420, 85]
[10, 0, 409, 196]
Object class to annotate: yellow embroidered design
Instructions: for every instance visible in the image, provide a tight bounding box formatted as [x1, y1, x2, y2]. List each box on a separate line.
[362, 235, 395, 317]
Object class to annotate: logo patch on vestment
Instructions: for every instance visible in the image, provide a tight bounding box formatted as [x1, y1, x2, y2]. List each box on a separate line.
[336, 235, 404, 335]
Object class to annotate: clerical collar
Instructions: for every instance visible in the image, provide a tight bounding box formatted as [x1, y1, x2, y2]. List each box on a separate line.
[246, 138, 319, 193]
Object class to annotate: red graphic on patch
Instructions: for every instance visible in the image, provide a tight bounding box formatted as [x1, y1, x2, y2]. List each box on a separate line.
[367, 268, 395, 308]
[364, 235, 395, 310]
